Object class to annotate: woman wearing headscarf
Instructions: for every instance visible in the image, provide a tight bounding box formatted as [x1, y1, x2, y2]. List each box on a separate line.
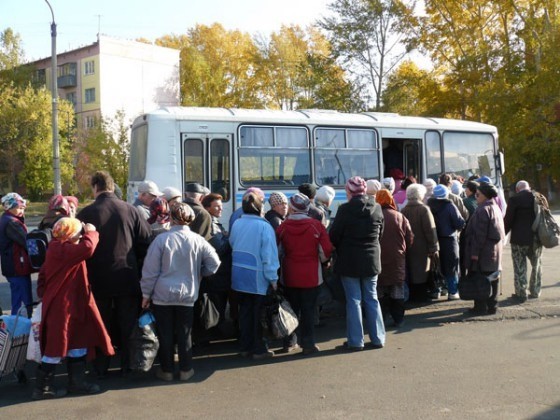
[38, 195, 70, 230]
[147, 196, 171, 237]
[376, 190, 413, 327]
[0, 192, 34, 316]
[265, 191, 288, 231]
[141, 202, 220, 381]
[401, 184, 439, 302]
[393, 176, 417, 211]
[427, 185, 465, 300]
[229, 192, 280, 360]
[329, 176, 385, 350]
[276, 193, 333, 355]
[315, 185, 336, 228]
[34, 217, 114, 400]
[463, 182, 505, 315]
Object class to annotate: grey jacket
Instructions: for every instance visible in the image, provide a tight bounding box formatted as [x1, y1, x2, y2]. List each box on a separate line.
[141, 225, 220, 306]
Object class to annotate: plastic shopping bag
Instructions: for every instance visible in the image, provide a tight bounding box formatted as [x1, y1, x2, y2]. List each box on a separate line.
[129, 310, 159, 372]
[26, 302, 42, 363]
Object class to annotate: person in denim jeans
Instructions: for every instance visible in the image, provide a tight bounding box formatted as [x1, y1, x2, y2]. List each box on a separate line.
[329, 177, 386, 350]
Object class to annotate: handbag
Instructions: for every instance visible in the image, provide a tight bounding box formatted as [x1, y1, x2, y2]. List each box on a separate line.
[197, 293, 220, 330]
[532, 192, 560, 248]
[458, 271, 492, 301]
[260, 292, 299, 339]
[427, 254, 445, 291]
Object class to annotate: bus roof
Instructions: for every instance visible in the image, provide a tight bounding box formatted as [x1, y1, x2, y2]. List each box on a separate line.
[134, 107, 497, 133]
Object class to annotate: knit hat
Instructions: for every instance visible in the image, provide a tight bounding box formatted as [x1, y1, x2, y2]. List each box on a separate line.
[451, 180, 463, 196]
[138, 180, 162, 196]
[433, 184, 449, 199]
[389, 168, 405, 180]
[48, 194, 70, 216]
[289, 193, 311, 214]
[1, 193, 26, 210]
[346, 176, 367, 197]
[476, 176, 491, 184]
[148, 197, 170, 224]
[170, 202, 195, 225]
[381, 177, 396, 193]
[162, 186, 182, 202]
[477, 182, 498, 199]
[366, 179, 382, 196]
[243, 187, 265, 201]
[316, 185, 335, 204]
[269, 192, 288, 207]
[423, 178, 436, 189]
[298, 183, 317, 199]
[52, 217, 83, 243]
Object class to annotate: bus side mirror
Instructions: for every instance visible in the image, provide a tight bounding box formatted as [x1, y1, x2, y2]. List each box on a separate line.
[498, 151, 505, 175]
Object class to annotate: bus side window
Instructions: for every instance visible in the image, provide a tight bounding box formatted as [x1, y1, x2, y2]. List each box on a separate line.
[211, 139, 230, 202]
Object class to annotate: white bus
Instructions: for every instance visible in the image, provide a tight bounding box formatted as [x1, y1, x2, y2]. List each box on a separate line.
[127, 107, 504, 222]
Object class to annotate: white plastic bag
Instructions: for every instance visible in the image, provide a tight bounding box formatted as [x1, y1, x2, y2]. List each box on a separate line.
[26, 302, 42, 363]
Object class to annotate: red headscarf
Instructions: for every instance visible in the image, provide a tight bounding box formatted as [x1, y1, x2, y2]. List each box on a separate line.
[376, 189, 397, 211]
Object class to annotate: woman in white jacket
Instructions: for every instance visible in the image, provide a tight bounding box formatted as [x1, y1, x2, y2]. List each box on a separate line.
[141, 202, 220, 382]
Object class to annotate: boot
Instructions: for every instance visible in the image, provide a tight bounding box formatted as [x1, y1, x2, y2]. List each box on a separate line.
[67, 356, 101, 395]
[390, 298, 405, 328]
[31, 363, 67, 400]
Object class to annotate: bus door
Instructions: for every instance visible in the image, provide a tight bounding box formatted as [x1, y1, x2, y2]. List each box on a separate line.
[183, 133, 232, 219]
[381, 128, 423, 180]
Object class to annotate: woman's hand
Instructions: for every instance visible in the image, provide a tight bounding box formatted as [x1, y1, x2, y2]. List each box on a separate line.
[141, 297, 151, 309]
[83, 223, 96, 232]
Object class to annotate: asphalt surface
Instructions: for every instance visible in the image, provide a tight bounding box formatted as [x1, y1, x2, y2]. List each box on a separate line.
[1, 225, 559, 419]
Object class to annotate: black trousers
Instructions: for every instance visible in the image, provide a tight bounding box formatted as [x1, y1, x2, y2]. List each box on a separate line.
[474, 278, 499, 312]
[94, 295, 140, 373]
[152, 304, 194, 373]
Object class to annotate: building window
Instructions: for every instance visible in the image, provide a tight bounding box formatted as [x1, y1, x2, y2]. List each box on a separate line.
[65, 92, 77, 107]
[85, 88, 96, 103]
[84, 60, 95, 75]
[85, 116, 96, 129]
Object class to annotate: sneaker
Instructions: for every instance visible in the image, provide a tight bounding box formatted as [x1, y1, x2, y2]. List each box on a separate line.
[302, 345, 320, 355]
[155, 368, 173, 382]
[279, 344, 301, 354]
[179, 369, 194, 381]
[448, 293, 460, 301]
[440, 288, 448, 297]
[336, 341, 364, 352]
[428, 290, 440, 299]
[252, 350, 274, 361]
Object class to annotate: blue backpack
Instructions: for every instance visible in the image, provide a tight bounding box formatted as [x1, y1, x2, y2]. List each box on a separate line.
[26, 228, 52, 270]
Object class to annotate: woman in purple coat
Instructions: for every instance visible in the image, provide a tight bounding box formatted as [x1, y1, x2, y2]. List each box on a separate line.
[464, 182, 505, 315]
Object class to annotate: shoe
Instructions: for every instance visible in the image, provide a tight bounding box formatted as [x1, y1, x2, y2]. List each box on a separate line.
[155, 368, 173, 382]
[448, 293, 460, 301]
[238, 351, 251, 358]
[465, 307, 487, 316]
[67, 357, 100, 395]
[279, 344, 301, 354]
[393, 320, 404, 329]
[528, 293, 540, 299]
[31, 364, 67, 400]
[511, 293, 527, 303]
[428, 291, 440, 299]
[440, 288, 448, 297]
[487, 307, 498, 315]
[337, 341, 364, 352]
[302, 345, 320, 355]
[252, 350, 274, 361]
[366, 342, 384, 350]
[179, 369, 194, 381]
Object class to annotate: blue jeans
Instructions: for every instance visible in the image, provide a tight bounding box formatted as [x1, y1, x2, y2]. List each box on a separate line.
[7, 275, 32, 316]
[341, 275, 385, 347]
[445, 275, 458, 295]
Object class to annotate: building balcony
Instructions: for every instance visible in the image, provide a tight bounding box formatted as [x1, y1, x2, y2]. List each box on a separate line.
[58, 74, 77, 88]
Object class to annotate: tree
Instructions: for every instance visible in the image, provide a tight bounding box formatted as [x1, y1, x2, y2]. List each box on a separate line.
[319, 0, 416, 110]
[0, 28, 32, 87]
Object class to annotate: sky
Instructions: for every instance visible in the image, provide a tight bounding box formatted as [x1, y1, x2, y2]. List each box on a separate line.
[2, 0, 332, 61]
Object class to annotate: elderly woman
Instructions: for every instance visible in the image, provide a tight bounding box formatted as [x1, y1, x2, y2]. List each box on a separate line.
[141, 202, 220, 382]
[366, 179, 382, 199]
[229, 192, 280, 360]
[147, 196, 171, 237]
[0, 193, 34, 317]
[315, 185, 335, 228]
[464, 182, 505, 315]
[423, 178, 437, 204]
[393, 176, 417, 211]
[427, 185, 465, 300]
[265, 192, 288, 231]
[276, 193, 333, 355]
[34, 217, 114, 399]
[39, 195, 70, 230]
[329, 176, 385, 350]
[401, 184, 439, 302]
[376, 190, 413, 328]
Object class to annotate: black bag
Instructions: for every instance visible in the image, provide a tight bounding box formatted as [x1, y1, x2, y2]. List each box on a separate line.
[129, 311, 159, 372]
[196, 293, 220, 330]
[427, 254, 446, 291]
[458, 271, 492, 301]
[260, 292, 299, 340]
[26, 228, 52, 270]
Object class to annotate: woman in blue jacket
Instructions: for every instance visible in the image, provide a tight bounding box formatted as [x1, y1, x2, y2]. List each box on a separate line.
[229, 192, 279, 360]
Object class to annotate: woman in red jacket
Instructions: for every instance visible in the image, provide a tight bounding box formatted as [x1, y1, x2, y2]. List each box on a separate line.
[33, 217, 114, 400]
[276, 193, 333, 355]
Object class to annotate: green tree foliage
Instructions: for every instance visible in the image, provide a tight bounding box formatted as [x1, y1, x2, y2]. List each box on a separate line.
[319, 0, 416, 110]
[0, 28, 32, 87]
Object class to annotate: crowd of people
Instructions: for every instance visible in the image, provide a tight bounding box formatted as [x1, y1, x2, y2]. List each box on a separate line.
[0, 169, 549, 399]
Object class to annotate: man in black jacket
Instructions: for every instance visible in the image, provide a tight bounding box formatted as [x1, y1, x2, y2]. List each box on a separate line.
[78, 171, 151, 376]
[184, 183, 213, 240]
[504, 180, 543, 302]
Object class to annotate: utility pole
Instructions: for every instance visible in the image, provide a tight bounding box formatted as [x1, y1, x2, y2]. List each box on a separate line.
[45, 0, 61, 195]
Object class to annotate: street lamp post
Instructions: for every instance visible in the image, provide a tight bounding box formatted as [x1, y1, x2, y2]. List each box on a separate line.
[45, 0, 61, 195]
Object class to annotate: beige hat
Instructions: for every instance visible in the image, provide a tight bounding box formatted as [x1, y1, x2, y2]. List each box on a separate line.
[138, 180, 162, 196]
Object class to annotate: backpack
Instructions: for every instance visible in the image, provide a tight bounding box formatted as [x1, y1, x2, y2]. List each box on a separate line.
[532, 192, 560, 249]
[26, 228, 52, 269]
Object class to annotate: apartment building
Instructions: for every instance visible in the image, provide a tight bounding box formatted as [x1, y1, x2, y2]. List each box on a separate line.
[32, 35, 180, 130]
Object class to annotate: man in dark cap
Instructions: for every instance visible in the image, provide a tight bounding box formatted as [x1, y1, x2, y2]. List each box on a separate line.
[184, 183, 212, 240]
[298, 183, 325, 225]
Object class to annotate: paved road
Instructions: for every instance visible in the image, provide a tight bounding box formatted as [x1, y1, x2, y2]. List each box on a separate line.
[1, 240, 559, 419]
